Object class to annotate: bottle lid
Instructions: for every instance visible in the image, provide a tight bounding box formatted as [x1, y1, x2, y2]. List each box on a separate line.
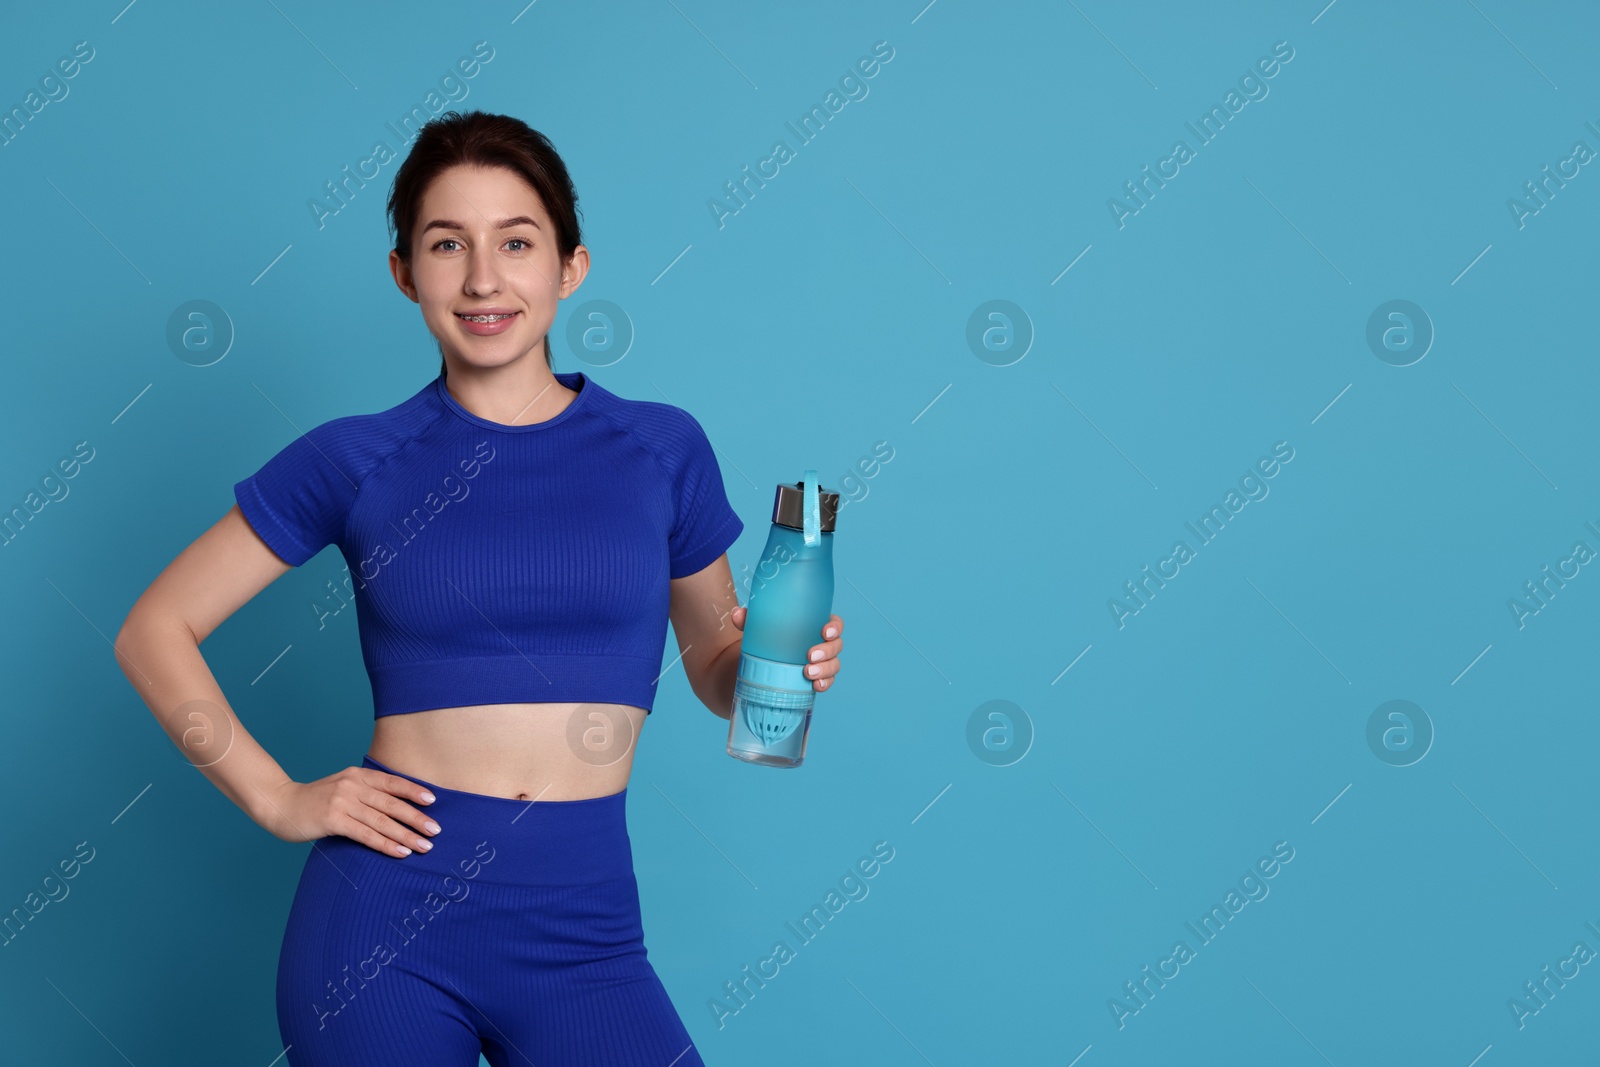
[772, 476, 838, 533]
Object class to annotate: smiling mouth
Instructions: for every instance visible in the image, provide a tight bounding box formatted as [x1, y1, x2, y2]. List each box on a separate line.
[456, 312, 518, 323]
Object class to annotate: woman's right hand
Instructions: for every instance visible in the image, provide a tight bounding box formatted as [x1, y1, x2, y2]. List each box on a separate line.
[257, 768, 441, 858]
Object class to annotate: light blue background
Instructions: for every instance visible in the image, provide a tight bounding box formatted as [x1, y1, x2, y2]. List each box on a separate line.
[1, 1, 1595, 1063]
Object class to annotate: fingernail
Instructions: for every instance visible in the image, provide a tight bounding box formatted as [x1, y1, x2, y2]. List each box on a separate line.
[421, 792, 436, 803]
[396, 846, 412, 856]
[416, 839, 433, 851]
[810, 649, 825, 662]
[825, 628, 837, 639]
[807, 664, 820, 677]
[425, 821, 441, 834]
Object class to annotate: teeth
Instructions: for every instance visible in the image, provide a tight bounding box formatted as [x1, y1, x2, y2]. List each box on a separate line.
[460, 313, 512, 322]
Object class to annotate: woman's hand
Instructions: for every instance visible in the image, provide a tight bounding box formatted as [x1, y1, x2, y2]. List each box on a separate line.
[728, 609, 844, 692]
[255, 768, 441, 858]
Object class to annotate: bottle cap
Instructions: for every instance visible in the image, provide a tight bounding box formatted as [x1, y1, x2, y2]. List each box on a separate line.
[772, 475, 839, 534]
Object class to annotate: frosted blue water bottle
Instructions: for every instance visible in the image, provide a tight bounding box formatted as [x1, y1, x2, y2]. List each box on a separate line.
[727, 470, 838, 768]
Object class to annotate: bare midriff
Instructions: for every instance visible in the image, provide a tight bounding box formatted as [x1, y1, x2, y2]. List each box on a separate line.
[368, 702, 648, 801]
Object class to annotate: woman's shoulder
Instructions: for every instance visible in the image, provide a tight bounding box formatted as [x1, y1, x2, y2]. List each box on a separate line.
[269, 377, 450, 475]
[589, 382, 708, 443]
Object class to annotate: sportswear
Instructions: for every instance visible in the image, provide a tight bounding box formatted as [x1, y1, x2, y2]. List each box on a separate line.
[233, 370, 743, 717]
[276, 754, 705, 1066]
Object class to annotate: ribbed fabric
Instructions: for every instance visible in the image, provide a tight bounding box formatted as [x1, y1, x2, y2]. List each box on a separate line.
[275, 755, 705, 1066]
[234, 370, 743, 717]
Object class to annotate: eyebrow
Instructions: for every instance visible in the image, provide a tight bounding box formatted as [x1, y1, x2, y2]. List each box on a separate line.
[421, 215, 542, 235]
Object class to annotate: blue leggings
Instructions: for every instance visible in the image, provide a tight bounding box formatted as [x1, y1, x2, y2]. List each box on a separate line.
[276, 754, 705, 1067]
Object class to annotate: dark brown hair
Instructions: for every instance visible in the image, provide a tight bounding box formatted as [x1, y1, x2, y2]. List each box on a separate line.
[386, 110, 583, 373]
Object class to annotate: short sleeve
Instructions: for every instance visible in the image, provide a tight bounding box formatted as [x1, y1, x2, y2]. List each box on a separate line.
[233, 419, 363, 567]
[667, 410, 744, 579]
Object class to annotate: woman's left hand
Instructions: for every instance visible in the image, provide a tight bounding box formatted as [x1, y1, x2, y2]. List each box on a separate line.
[805, 613, 844, 692]
[729, 609, 844, 692]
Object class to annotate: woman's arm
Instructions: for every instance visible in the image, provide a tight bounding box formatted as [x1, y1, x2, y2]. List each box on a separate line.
[667, 554, 744, 719]
[113, 505, 439, 857]
[667, 554, 844, 720]
[114, 505, 301, 828]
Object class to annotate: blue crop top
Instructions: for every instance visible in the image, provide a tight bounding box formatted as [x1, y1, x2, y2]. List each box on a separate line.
[233, 370, 743, 717]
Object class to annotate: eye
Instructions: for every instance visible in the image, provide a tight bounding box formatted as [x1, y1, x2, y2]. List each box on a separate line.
[430, 236, 532, 253]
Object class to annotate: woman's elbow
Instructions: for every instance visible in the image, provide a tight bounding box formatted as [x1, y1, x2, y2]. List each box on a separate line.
[113, 602, 188, 678]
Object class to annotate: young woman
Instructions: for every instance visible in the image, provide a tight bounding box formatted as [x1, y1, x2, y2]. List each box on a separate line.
[113, 110, 844, 1066]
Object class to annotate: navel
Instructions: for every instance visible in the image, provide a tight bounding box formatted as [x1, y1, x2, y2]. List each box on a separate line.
[516, 793, 529, 801]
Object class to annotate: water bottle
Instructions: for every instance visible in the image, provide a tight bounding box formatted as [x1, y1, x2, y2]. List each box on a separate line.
[727, 470, 838, 768]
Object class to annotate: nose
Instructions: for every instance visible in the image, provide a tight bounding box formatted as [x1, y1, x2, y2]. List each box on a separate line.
[465, 241, 502, 296]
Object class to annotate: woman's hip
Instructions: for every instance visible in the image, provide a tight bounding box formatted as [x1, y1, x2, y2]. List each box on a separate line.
[348, 753, 636, 886]
[279, 753, 644, 964]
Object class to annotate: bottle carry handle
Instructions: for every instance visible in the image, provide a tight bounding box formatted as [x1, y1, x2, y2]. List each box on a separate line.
[802, 469, 821, 547]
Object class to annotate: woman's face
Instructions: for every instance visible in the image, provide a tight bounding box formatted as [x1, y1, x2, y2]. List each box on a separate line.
[390, 163, 588, 372]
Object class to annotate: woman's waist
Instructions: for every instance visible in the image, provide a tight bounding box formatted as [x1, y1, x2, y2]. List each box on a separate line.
[369, 701, 645, 802]
[342, 754, 635, 887]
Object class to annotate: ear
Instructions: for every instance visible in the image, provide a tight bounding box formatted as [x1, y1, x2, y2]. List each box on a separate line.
[558, 245, 591, 299]
[389, 249, 419, 303]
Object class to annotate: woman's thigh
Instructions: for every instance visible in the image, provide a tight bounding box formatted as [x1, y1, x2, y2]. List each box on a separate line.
[275, 835, 486, 1067]
[467, 875, 706, 1067]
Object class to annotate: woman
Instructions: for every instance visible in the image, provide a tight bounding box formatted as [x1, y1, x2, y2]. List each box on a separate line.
[113, 110, 844, 1066]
